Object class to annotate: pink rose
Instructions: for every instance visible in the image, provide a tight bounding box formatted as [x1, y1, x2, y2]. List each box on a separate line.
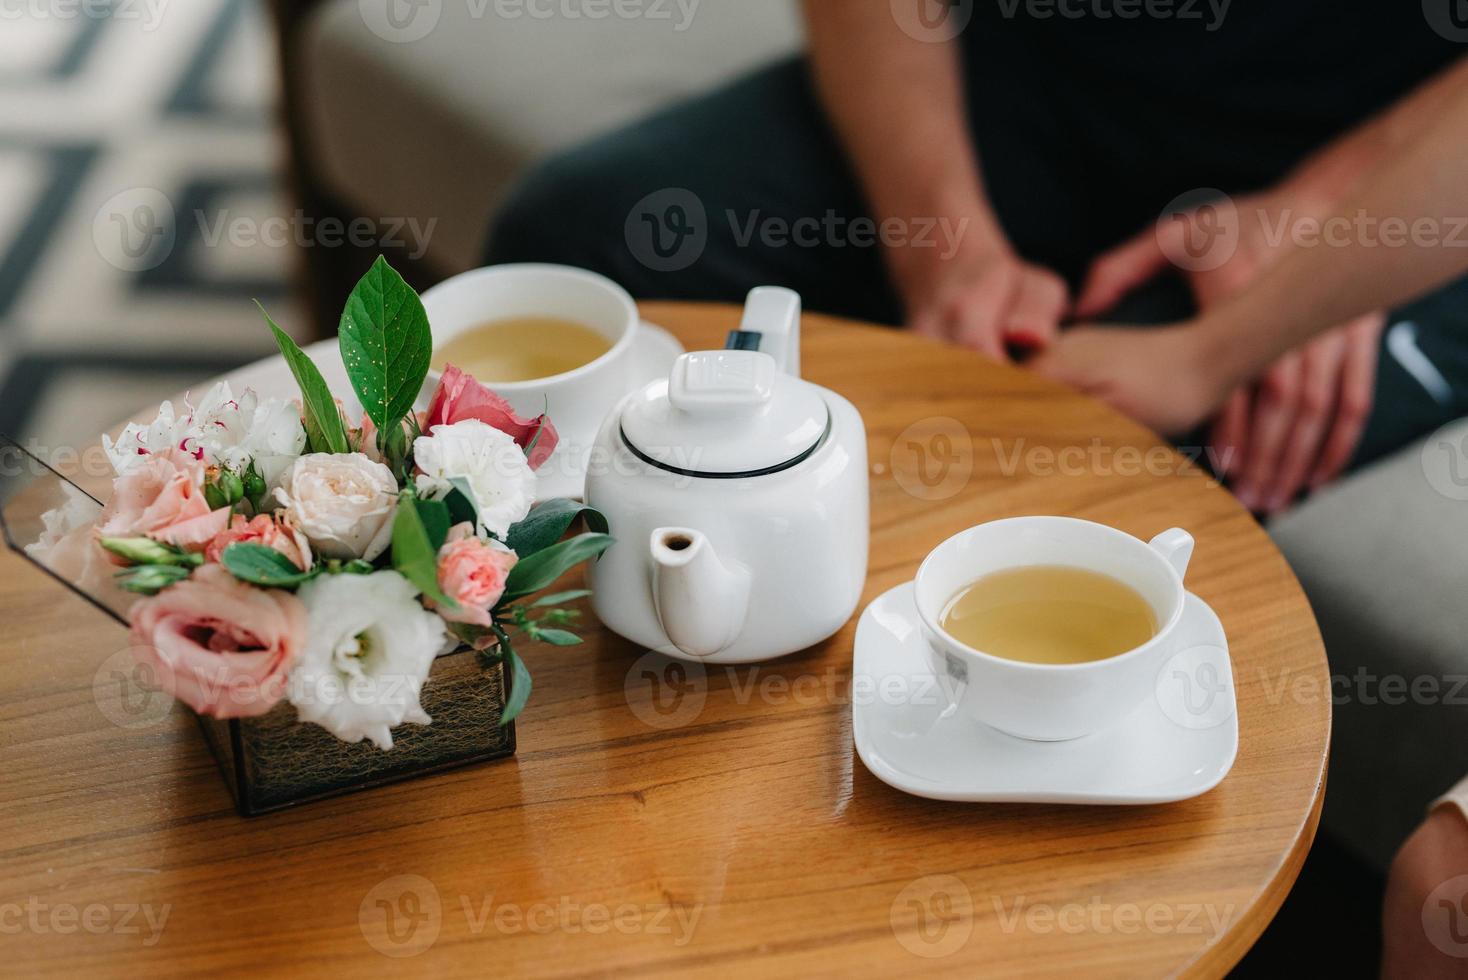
[426, 365, 559, 469]
[128, 564, 306, 719]
[433, 523, 517, 627]
[97, 449, 230, 553]
[205, 514, 312, 571]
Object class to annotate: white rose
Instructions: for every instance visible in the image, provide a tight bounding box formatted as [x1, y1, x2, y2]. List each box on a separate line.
[413, 419, 536, 539]
[290, 571, 447, 749]
[275, 453, 399, 560]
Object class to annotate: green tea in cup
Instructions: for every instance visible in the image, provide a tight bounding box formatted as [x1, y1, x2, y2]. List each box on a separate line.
[939, 565, 1158, 665]
[433, 315, 612, 383]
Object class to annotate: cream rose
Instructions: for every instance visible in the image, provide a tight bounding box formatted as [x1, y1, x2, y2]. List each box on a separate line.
[274, 453, 398, 561]
[413, 419, 536, 539]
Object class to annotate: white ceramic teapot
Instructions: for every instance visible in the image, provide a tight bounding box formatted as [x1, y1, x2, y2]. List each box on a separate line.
[586, 287, 869, 664]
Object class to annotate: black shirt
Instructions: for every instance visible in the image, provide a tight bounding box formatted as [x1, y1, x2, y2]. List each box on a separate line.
[965, 0, 1464, 183]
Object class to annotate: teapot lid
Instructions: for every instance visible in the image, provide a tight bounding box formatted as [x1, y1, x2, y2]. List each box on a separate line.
[619, 349, 829, 477]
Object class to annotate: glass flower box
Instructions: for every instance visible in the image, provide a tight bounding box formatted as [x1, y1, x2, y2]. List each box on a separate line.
[1, 435, 516, 816]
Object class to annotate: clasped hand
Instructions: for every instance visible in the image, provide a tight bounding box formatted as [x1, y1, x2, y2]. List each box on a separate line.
[901, 192, 1384, 513]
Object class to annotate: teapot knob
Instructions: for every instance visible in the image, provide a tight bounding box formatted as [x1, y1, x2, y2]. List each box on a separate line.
[668, 351, 777, 415]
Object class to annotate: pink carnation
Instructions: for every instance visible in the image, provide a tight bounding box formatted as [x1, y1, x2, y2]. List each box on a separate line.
[426, 365, 558, 469]
[433, 523, 517, 627]
[128, 564, 306, 719]
[205, 514, 312, 571]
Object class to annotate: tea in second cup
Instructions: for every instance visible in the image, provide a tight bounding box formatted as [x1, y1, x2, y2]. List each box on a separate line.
[914, 516, 1195, 741]
[419, 263, 641, 480]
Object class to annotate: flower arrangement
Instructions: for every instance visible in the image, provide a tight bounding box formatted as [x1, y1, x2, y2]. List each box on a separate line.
[52, 256, 611, 749]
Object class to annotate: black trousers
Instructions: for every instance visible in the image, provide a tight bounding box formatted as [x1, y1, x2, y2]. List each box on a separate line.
[485, 57, 1468, 471]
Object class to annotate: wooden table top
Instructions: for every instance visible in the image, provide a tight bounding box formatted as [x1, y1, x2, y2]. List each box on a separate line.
[0, 302, 1329, 978]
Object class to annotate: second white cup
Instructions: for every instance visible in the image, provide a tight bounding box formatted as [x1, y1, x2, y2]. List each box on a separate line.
[914, 516, 1196, 741]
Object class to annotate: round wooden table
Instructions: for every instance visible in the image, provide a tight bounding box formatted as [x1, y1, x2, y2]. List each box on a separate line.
[0, 302, 1329, 977]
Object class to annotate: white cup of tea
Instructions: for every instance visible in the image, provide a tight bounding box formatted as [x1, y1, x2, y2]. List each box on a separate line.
[913, 516, 1196, 741]
[419, 263, 640, 479]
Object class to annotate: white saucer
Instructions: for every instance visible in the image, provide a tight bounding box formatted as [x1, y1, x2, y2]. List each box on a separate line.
[852, 582, 1238, 805]
[203, 321, 685, 501]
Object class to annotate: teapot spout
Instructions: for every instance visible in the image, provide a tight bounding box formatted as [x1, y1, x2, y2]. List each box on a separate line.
[650, 528, 750, 658]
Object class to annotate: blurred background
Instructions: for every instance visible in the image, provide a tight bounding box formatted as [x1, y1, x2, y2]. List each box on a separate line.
[0, 0, 802, 452]
[0, 0, 302, 450]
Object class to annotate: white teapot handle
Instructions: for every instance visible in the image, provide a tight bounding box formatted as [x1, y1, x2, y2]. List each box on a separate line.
[732, 286, 802, 378]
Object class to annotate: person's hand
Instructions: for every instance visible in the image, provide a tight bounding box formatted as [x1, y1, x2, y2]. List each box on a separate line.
[1073, 190, 1385, 510]
[1073, 190, 1284, 318]
[1383, 805, 1468, 979]
[1028, 323, 1229, 437]
[898, 244, 1069, 361]
[1211, 313, 1384, 512]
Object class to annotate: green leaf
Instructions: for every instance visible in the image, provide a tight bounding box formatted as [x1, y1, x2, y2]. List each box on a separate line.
[445, 476, 478, 529]
[391, 494, 456, 607]
[530, 589, 593, 608]
[522, 412, 547, 460]
[450, 620, 499, 652]
[99, 537, 200, 567]
[499, 644, 532, 725]
[505, 499, 610, 557]
[533, 628, 582, 647]
[502, 532, 614, 601]
[115, 564, 191, 594]
[415, 496, 452, 552]
[220, 543, 316, 587]
[261, 304, 350, 455]
[338, 256, 433, 434]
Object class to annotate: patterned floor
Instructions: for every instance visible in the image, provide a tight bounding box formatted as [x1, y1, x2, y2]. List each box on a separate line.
[0, 0, 304, 455]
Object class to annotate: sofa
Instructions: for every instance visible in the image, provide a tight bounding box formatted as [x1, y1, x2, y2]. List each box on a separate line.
[274, 0, 1466, 872]
[270, 0, 800, 324]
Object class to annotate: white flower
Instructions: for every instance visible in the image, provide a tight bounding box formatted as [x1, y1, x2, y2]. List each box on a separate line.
[25, 483, 118, 603]
[104, 397, 196, 473]
[413, 420, 536, 538]
[290, 571, 447, 749]
[275, 453, 399, 560]
[104, 382, 305, 487]
[203, 394, 308, 490]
